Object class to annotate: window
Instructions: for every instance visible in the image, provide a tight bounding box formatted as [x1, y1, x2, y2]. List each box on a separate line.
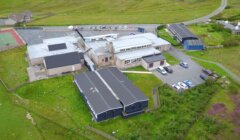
[109, 56, 112, 60]
[125, 60, 130, 64]
[149, 63, 153, 68]
[105, 57, 108, 62]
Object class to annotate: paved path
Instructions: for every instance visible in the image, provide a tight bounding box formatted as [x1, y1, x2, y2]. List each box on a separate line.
[183, 0, 227, 25]
[190, 56, 240, 84]
[121, 71, 152, 74]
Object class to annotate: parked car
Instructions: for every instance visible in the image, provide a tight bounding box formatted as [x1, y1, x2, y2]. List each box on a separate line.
[163, 66, 173, 73]
[183, 80, 194, 88]
[157, 67, 167, 75]
[172, 84, 181, 90]
[202, 69, 213, 76]
[179, 61, 189, 68]
[200, 74, 208, 80]
[177, 82, 188, 89]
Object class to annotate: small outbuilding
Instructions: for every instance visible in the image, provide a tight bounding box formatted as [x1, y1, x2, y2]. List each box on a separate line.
[44, 52, 84, 76]
[142, 54, 166, 70]
[183, 39, 204, 50]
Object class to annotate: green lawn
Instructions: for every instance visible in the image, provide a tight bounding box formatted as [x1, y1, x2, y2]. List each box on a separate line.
[0, 84, 42, 140]
[185, 47, 240, 77]
[126, 66, 146, 71]
[125, 73, 162, 109]
[0, 47, 28, 88]
[163, 52, 180, 65]
[0, 0, 220, 25]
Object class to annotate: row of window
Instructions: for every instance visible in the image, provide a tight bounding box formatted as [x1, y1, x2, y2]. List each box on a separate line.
[148, 61, 165, 68]
[124, 58, 142, 64]
[119, 44, 151, 53]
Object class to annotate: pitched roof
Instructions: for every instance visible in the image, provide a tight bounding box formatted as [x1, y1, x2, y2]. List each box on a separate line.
[44, 52, 83, 69]
[74, 71, 123, 115]
[168, 24, 197, 40]
[98, 67, 148, 107]
[142, 54, 165, 63]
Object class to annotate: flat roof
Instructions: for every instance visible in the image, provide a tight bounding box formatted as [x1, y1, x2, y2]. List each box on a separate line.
[168, 24, 197, 39]
[48, 43, 67, 51]
[111, 37, 152, 52]
[28, 36, 81, 60]
[74, 71, 123, 115]
[119, 33, 171, 47]
[98, 67, 148, 107]
[115, 47, 160, 60]
[85, 41, 109, 55]
[142, 54, 165, 63]
[44, 52, 83, 69]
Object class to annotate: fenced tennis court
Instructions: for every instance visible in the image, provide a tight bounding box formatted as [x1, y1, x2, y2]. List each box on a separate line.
[0, 28, 25, 52]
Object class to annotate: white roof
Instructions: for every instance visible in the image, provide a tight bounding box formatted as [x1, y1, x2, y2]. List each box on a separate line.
[111, 37, 152, 53]
[28, 36, 81, 60]
[115, 47, 160, 60]
[119, 33, 171, 47]
[84, 34, 118, 42]
[85, 41, 110, 55]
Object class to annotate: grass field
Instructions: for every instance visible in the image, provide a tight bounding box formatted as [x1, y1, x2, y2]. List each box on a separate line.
[0, 47, 28, 88]
[0, 0, 220, 25]
[214, 0, 240, 21]
[185, 47, 240, 77]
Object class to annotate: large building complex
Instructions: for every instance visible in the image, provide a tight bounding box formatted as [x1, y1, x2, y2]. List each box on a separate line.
[74, 67, 148, 122]
[84, 33, 171, 69]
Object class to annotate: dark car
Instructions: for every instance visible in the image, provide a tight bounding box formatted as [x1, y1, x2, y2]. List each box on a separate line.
[200, 74, 208, 80]
[163, 66, 173, 73]
[179, 61, 188, 68]
[202, 69, 213, 76]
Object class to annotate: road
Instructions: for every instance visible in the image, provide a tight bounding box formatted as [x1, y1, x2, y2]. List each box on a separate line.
[183, 0, 227, 25]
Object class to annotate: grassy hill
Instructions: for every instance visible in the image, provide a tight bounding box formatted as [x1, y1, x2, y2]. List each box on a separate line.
[0, 0, 220, 25]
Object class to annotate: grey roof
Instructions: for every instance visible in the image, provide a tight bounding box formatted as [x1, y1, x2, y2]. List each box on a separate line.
[168, 24, 198, 40]
[48, 43, 67, 51]
[74, 72, 123, 115]
[98, 67, 148, 107]
[142, 54, 165, 63]
[216, 20, 240, 31]
[44, 52, 83, 69]
[185, 39, 203, 46]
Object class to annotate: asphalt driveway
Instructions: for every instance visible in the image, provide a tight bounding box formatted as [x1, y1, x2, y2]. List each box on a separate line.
[153, 48, 205, 86]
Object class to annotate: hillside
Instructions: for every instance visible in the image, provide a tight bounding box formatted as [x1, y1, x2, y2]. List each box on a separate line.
[0, 0, 220, 25]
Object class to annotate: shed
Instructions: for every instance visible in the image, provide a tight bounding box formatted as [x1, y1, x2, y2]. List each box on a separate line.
[142, 54, 166, 70]
[183, 39, 204, 50]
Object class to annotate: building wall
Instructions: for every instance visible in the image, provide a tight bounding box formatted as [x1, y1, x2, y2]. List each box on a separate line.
[125, 101, 148, 114]
[142, 60, 166, 70]
[97, 108, 123, 122]
[30, 57, 44, 65]
[155, 44, 171, 52]
[46, 64, 82, 76]
[115, 58, 142, 69]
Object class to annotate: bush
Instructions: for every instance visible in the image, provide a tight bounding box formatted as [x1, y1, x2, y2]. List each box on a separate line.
[222, 36, 240, 47]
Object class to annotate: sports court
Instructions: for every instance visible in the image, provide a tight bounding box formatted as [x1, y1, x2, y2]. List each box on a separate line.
[0, 28, 25, 51]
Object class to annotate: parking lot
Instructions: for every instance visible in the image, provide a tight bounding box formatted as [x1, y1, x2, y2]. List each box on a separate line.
[153, 48, 205, 87]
